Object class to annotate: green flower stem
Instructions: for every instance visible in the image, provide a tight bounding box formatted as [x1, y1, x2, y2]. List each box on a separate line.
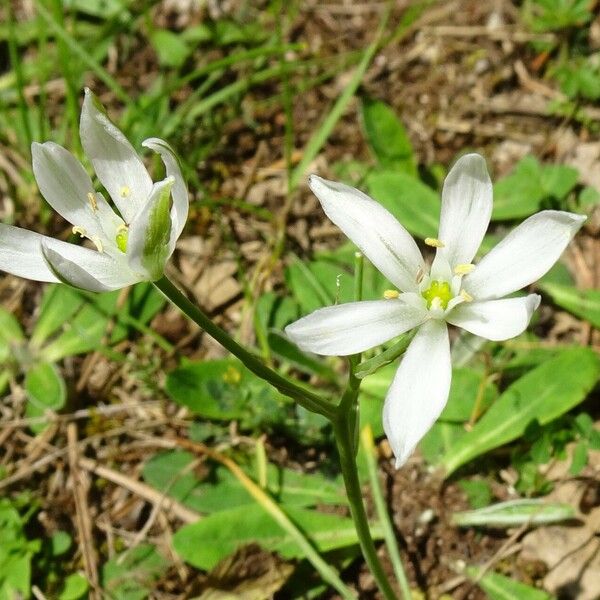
[332, 411, 397, 600]
[153, 276, 336, 420]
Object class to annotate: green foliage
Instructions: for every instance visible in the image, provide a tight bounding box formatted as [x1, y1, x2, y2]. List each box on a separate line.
[440, 347, 600, 476]
[539, 281, 600, 328]
[101, 544, 168, 600]
[24, 361, 66, 433]
[492, 156, 578, 220]
[173, 504, 383, 571]
[360, 98, 417, 175]
[465, 567, 553, 600]
[0, 497, 40, 599]
[522, 0, 593, 32]
[143, 450, 344, 514]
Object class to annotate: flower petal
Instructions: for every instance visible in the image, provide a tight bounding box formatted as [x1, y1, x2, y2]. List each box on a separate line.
[41, 243, 137, 292]
[142, 138, 188, 245]
[309, 175, 424, 292]
[80, 88, 152, 223]
[31, 142, 124, 250]
[127, 177, 174, 280]
[0, 223, 135, 290]
[463, 210, 586, 300]
[383, 320, 451, 468]
[446, 294, 541, 341]
[285, 296, 428, 356]
[438, 153, 492, 268]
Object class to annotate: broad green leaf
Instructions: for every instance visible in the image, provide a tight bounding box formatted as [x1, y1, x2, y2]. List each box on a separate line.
[101, 544, 168, 600]
[173, 504, 383, 570]
[0, 308, 24, 363]
[30, 284, 84, 347]
[441, 348, 600, 476]
[57, 573, 88, 600]
[360, 98, 417, 175]
[165, 358, 286, 425]
[150, 29, 190, 68]
[366, 171, 440, 240]
[465, 567, 553, 600]
[143, 451, 344, 514]
[452, 498, 575, 528]
[24, 362, 66, 434]
[492, 156, 578, 220]
[539, 282, 600, 328]
[492, 156, 544, 220]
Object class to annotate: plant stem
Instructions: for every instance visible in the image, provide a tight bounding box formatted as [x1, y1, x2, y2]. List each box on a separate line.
[153, 276, 336, 420]
[333, 414, 397, 600]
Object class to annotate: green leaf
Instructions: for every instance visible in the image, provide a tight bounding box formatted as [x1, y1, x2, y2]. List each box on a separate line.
[24, 362, 66, 434]
[569, 440, 588, 475]
[366, 171, 440, 240]
[30, 285, 84, 347]
[465, 567, 553, 600]
[441, 348, 600, 476]
[143, 451, 345, 514]
[150, 29, 190, 68]
[101, 544, 168, 600]
[0, 307, 24, 363]
[492, 156, 578, 220]
[452, 498, 575, 528]
[173, 504, 383, 570]
[539, 282, 600, 328]
[360, 98, 417, 175]
[57, 573, 88, 600]
[165, 359, 287, 426]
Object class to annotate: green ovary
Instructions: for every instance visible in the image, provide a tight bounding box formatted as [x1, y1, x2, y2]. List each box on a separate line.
[422, 280, 452, 309]
[116, 229, 128, 253]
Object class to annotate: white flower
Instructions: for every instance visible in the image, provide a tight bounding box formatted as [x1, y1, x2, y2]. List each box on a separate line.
[0, 88, 188, 292]
[285, 154, 585, 467]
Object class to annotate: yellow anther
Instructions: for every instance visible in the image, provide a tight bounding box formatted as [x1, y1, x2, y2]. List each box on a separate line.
[425, 237, 444, 248]
[120, 186, 131, 198]
[87, 192, 98, 212]
[72, 226, 87, 237]
[460, 289, 473, 303]
[91, 237, 103, 253]
[454, 263, 475, 275]
[383, 289, 400, 299]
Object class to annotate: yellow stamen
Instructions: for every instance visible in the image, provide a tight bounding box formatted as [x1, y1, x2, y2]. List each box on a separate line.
[120, 186, 131, 198]
[425, 237, 444, 248]
[87, 192, 98, 212]
[383, 289, 400, 299]
[460, 289, 473, 302]
[91, 237, 103, 253]
[72, 226, 87, 237]
[454, 263, 475, 275]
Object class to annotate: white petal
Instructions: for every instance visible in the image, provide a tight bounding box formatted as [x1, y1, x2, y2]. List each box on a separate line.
[42, 244, 136, 292]
[284, 296, 428, 356]
[142, 138, 188, 245]
[0, 223, 135, 290]
[80, 88, 152, 223]
[463, 211, 586, 300]
[446, 294, 541, 341]
[382, 320, 451, 468]
[31, 142, 124, 250]
[438, 153, 492, 268]
[309, 175, 424, 292]
[127, 177, 174, 280]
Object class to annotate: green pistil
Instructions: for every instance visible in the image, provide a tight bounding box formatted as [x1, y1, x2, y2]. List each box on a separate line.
[422, 280, 452, 310]
[116, 228, 128, 253]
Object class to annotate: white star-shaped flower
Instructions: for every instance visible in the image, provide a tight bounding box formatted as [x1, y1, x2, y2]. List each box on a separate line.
[0, 88, 188, 292]
[285, 154, 585, 467]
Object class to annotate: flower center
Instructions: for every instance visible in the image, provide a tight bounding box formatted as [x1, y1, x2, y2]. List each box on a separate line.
[422, 280, 452, 310]
[115, 225, 129, 253]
